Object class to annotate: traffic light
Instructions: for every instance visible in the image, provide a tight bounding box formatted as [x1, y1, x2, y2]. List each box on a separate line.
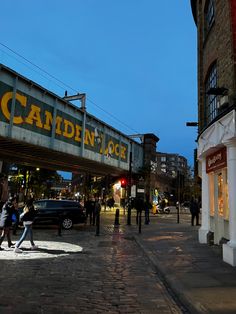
[120, 178, 127, 188]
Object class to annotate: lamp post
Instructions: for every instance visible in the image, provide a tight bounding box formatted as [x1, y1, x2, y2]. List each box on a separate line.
[177, 171, 180, 224]
[127, 142, 132, 225]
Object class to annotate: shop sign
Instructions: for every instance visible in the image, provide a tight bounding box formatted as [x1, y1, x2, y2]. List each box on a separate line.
[0, 82, 128, 162]
[206, 147, 227, 173]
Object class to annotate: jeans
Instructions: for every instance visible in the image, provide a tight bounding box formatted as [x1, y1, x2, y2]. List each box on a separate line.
[16, 224, 35, 248]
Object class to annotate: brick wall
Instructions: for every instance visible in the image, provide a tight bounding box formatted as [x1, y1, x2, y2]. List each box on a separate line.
[196, 0, 236, 131]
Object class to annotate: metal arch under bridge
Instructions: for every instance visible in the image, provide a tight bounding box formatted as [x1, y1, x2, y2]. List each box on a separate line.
[0, 64, 143, 176]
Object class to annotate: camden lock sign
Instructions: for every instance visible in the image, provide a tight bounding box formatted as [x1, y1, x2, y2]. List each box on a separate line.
[206, 147, 227, 173]
[0, 81, 128, 162]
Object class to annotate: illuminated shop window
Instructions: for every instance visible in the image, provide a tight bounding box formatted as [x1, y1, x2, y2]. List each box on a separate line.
[209, 173, 215, 216]
[223, 171, 229, 220]
[218, 173, 224, 217]
[217, 170, 229, 219]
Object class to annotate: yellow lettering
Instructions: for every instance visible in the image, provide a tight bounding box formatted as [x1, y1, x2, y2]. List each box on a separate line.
[63, 119, 75, 138]
[84, 129, 95, 146]
[25, 104, 43, 128]
[55, 116, 63, 135]
[43, 111, 53, 131]
[1, 91, 26, 124]
[115, 144, 120, 156]
[43, 112, 63, 136]
[75, 124, 82, 142]
[120, 146, 127, 159]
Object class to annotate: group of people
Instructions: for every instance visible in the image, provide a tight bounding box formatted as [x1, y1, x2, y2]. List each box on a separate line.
[0, 195, 38, 253]
[84, 197, 101, 226]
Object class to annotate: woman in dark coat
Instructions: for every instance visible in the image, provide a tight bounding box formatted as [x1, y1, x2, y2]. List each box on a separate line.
[0, 196, 17, 250]
[14, 197, 38, 253]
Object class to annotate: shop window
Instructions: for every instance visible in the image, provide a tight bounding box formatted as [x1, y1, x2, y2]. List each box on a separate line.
[209, 173, 215, 216]
[216, 170, 229, 219]
[217, 173, 224, 217]
[223, 171, 229, 220]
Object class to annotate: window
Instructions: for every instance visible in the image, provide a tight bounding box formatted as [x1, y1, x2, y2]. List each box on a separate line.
[161, 156, 166, 162]
[209, 170, 229, 219]
[205, 0, 215, 33]
[217, 173, 224, 217]
[218, 170, 229, 220]
[34, 201, 47, 209]
[209, 173, 215, 216]
[205, 62, 217, 126]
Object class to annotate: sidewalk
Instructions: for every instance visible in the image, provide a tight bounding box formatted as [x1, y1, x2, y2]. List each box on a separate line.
[127, 211, 236, 314]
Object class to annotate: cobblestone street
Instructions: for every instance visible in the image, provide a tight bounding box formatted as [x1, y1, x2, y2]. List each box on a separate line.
[0, 211, 186, 314]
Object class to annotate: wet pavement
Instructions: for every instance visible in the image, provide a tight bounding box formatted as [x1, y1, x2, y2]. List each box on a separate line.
[0, 210, 185, 314]
[1, 208, 236, 313]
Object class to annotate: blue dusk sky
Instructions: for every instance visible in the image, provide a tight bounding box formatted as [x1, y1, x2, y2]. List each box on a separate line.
[0, 1, 197, 178]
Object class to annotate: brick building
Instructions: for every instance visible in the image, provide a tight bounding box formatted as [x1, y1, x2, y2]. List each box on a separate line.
[191, 0, 236, 265]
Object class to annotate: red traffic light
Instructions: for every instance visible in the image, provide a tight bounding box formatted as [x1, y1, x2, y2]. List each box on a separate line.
[120, 178, 127, 188]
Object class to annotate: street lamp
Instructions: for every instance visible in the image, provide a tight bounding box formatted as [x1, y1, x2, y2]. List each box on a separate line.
[186, 122, 198, 127]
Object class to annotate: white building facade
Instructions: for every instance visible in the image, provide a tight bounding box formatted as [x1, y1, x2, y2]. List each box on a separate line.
[191, 0, 236, 266]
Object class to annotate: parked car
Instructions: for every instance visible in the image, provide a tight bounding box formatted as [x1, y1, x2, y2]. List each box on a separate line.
[23, 199, 86, 229]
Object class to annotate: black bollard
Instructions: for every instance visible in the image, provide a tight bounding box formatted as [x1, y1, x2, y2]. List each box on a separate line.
[114, 208, 120, 226]
[95, 211, 100, 236]
[177, 203, 180, 224]
[138, 210, 142, 234]
[127, 204, 131, 225]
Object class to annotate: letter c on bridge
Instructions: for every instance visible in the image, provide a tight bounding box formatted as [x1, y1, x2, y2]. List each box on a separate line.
[1, 91, 27, 124]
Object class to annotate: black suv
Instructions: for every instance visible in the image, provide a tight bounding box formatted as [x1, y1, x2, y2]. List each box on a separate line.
[32, 199, 87, 229]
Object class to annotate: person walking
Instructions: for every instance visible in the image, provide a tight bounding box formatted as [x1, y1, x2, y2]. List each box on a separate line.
[85, 199, 95, 226]
[0, 196, 17, 250]
[14, 197, 38, 253]
[0, 175, 9, 211]
[94, 197, 101, 236]
[135, 197, 144, 225]
[190, 197, 201, 226]
[12, 194, 20, 235]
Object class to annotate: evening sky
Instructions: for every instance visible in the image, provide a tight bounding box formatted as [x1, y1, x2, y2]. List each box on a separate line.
[0, 0, 197, 178]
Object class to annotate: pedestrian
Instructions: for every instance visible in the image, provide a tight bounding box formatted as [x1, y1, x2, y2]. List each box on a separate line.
[0, 196, 17, 250]
[14, 197, 38, 253]
[107, 197, 115, 210]
[85, 198, 96, 225]
[94, 197, 101, 236]
[189, 197, 201, 226]
[12, 194, 20, 235]
[0, 175, 9, 211]
[135, 197, 144, 225]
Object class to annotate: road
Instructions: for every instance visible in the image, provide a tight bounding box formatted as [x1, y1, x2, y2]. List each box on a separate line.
[0, 210, 191, 313]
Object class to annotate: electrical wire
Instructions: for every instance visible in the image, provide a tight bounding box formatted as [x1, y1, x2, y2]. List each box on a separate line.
[0, 42, 140, 134]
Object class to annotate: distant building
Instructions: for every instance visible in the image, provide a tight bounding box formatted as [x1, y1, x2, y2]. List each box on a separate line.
[191, 0, 236, 266]
[155, 152, 187, 178]
[142, 134, 190, 204]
